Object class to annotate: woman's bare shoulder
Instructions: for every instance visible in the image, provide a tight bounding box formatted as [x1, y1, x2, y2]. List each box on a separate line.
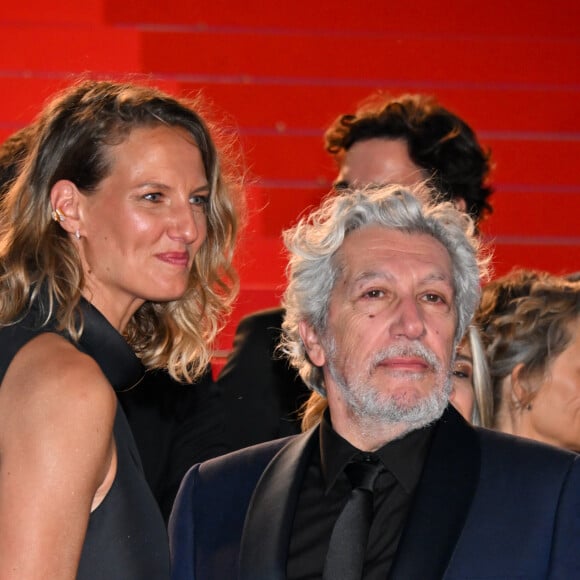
[3, 331, 113, 397]
[0, 332, 118, 578]
[0, 331, 117, 454]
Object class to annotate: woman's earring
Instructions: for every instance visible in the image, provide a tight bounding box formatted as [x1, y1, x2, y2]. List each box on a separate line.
[75, 230, 81, 240]
[51, 208, 65, 223]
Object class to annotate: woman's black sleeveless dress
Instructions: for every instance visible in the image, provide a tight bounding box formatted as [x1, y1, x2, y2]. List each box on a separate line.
[0, 297, 171, 579]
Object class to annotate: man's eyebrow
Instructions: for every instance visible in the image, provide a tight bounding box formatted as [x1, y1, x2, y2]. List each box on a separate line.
[352, 271, 453, 284]
[417, 271, 454, 286]
[353, 270, 391, 282]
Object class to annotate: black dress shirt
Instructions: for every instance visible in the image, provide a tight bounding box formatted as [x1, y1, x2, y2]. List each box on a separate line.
[287, 412, 433, 579]
[119, 367, 229, 522]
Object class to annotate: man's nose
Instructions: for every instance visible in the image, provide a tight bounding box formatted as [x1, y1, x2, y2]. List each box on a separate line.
[390, 297, 426, 340]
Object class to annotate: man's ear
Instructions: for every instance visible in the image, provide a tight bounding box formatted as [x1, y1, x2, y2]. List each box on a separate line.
[50, 179, 82, 236]
[299, 320, 326, 367]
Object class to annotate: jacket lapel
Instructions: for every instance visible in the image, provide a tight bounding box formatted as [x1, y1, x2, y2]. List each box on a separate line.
[238, 427, 318, 580]
[389, 406, 481, 580]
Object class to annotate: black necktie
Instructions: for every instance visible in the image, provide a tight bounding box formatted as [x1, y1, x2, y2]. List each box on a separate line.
[322, 455, 384, 580]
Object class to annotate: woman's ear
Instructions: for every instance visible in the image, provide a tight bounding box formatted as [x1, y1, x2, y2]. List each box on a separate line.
[299, 320, 326, 367]
[510, 363, 536, 410]
[50, 180, 81, 236]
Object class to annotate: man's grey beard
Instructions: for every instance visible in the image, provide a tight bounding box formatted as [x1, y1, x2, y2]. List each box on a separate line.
[325, 340, 452, 433]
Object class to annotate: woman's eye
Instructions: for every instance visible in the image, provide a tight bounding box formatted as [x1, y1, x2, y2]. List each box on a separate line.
[143, 192, 162, 202]
[190, 195, 209, 211]
[453, 365, 472, 380]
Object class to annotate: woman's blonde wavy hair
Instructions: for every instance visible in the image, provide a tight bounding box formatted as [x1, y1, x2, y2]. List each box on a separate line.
[0, 79, 242, 382]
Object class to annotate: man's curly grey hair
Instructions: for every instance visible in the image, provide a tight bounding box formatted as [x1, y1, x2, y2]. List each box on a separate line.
[280, 184, 488, 396]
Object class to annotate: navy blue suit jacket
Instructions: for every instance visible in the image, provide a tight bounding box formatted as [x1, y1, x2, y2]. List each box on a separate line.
[169, 406, 580, 579]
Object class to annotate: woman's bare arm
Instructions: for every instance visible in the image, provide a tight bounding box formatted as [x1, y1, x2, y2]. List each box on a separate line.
[0, 333, 117, 579]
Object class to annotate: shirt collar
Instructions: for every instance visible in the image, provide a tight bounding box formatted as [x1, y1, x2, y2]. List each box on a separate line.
[320, 409, 434, 494]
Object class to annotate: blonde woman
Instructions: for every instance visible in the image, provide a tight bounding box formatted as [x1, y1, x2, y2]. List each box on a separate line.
[0, 80, 239, 579]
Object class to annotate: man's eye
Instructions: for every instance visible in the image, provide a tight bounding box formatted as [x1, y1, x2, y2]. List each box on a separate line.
[364, 289, 384, 299]
[144, 192, 162, 202]
[423, 293, 445, 304]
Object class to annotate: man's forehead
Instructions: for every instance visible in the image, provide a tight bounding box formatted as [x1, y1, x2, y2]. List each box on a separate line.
[336, 138, 427, 190]
[338, 225, 453, 272]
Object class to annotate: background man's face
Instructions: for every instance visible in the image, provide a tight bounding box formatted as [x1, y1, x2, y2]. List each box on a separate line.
[334, 138, 426, 190]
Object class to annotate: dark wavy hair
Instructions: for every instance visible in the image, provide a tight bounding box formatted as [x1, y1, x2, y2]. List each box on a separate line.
[324, 93, 493, 223]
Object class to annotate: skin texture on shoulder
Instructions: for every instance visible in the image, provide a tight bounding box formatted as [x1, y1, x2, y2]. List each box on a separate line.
[0, 332, 117, 579]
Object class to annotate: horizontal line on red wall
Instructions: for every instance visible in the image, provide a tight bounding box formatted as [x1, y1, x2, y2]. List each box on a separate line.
[0, 68, 580, 92]
[248, 179, 580, 195]
[485, 235, 580, 246]
[140, 30, 580, 85]
[132, 72, 580, 93]
[237, 126, 580, 142]
[257, 179, 331, 189]
[478, 131, 580, 142]
[2, 70, 576, 95]
[1, 69, 576, 95]
[124, 23, 580, 44]
[4, 108, 580, 144]
[495, 184, 580, 194]
[1, 75, 579, 135]
[103, 0, 580, 38]
[234, 134, 580, 186]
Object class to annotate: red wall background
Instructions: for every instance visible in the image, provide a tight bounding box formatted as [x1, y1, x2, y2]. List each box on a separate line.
[1, 1, 579, 356]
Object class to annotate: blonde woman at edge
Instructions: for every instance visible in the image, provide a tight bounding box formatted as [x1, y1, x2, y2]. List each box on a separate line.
[0, 80, 240, 579]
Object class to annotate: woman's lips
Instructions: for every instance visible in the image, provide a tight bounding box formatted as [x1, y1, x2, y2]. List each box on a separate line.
[156, 252, 190, 267]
